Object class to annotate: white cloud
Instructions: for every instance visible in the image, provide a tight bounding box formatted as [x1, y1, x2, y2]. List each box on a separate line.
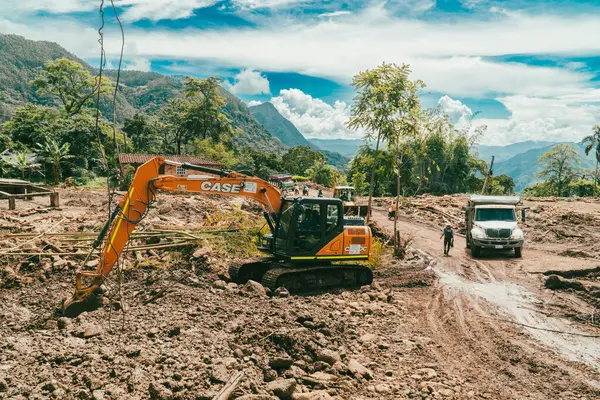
[269, 88, 361, 140]
[438, 95, 473, 125]
[233, 0, 308, 9]
[319, 11, 352, 18]
[6, 0, 95, 14]
[477, 90, 600, 145]
[247, 100, 263, 107]
[124, 57, 151, 72]
[226, 69, 271, 95]
[115, 0, 220, 22]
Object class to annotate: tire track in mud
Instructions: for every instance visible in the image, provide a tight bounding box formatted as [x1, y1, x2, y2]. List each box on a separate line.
[373, 209, 600, 398]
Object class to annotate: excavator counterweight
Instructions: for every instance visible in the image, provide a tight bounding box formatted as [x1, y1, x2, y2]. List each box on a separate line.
[63, 157, 373, 317]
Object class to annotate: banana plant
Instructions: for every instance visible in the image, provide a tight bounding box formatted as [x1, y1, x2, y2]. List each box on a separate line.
[36, 138, 74, 185]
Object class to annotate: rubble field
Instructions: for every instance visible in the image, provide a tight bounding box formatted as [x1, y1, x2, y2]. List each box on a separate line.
[1, 189, 600, 400]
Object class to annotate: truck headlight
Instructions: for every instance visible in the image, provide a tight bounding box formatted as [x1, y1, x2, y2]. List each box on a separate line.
[472, 230, 486, 239]
[511, 229, 524, 240]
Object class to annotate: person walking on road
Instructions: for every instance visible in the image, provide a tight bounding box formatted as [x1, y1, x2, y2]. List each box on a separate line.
[441, 224, 454, 256]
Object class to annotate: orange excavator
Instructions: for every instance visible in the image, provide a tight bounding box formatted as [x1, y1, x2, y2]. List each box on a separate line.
[63, 156, 373, 317]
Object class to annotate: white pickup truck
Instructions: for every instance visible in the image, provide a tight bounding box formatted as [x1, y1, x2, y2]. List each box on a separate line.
[465, 195, 525, 258]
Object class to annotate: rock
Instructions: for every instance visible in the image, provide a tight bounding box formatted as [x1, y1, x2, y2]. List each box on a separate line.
[213, 280, 227, 290]
[0, 379, 6, 392]
[347, 359, 373, 380]
[53, 259, 69, 270]
[85, 260, 99, 268]
[92, 390, 105, 400]
[158, 204, 172, 214]
[309, 371, 336, 383]
[149, 382, 173, 400]
[147, 327, 159, 338]
[263, 368, 278, 382]
[270, 357, 294, 369]
[292, 391, 333, 400]
[275, 287, 290, 298]
[374, 384, 391, 393]
[44, 319, 58, 330]
[167, 326, 181, 337]
[78, 323, 102, 338]
[416, 368, 437, 379]
[370, 281, 382, 291]
[238, 396, 279, 400]
[266, 379, 297, 400]
[211, 364, 230, 383]
[76, 389, 90, 399]
[316, 349, 341, 366]
[193, 248, 211, 259]
[439, 388, 455, 397]
[244, 280, 267, 297]
[358, 333, 377, 343]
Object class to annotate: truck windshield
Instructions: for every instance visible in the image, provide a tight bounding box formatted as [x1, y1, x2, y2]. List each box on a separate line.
[475, 208, 516, 222]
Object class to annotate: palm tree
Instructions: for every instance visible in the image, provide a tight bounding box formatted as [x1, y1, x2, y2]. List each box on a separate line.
[582, 125, 600, 196]
[36, 138, 74, 185]
[5, 149, 39, 180]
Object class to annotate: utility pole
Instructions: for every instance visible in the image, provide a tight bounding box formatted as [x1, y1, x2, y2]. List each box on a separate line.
[481, 156, 495, 195]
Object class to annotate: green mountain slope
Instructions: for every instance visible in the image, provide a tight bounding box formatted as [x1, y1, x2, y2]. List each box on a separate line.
[0, 33, 284, 152]
[308, 138, 365, 157]
[249, 102, 310, 147]
[474, 141, 557, 163]
[495, 143, 595, 193]
[248, 101, 350, 170]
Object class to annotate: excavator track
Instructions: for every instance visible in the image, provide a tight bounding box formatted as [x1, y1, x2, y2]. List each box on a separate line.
[261, 264, 373, 293]
[229, 258, 274, 284]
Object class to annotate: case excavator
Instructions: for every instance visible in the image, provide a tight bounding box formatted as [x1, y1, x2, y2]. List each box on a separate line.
[63, 157, 373, 317]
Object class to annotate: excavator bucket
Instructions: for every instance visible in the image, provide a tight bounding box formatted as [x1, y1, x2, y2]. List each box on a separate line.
[62, 291, 103, 318]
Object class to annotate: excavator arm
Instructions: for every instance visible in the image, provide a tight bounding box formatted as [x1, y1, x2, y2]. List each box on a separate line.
[63, 156, 282, 316]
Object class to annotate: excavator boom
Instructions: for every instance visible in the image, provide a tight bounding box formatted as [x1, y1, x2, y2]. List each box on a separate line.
[63, 156, 282, 316]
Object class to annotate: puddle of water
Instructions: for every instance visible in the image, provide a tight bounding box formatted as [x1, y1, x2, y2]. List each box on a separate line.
[433, 265, 600, 374]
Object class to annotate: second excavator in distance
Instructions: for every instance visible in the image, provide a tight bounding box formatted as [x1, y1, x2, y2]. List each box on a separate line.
[63, 156, 374, 317]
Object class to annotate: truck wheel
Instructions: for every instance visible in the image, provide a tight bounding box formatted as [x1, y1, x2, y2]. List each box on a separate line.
[514, 247, 522, 258]
[471, 245, 480, 258]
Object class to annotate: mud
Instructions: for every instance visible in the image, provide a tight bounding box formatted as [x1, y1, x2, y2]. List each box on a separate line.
[1, 189, 600, 399]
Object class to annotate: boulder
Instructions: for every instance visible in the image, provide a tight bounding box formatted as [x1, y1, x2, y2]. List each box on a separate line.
[244, 280, 267, 297]
[347, 359, 373, 380]
[316, 349, 341, 366]
[266, 379, 297, 400]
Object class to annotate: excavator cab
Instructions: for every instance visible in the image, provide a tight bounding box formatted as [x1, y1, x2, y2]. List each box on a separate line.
[269, 198, 346, 258]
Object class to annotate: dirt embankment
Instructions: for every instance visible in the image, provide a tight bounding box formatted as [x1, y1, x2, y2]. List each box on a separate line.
[1, 189, 600, 400]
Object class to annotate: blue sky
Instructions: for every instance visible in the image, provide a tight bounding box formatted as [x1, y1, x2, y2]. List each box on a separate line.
[1, 0, 600, 144]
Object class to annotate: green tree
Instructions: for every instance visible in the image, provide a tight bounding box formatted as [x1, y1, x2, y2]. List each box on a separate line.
[351, 171, 368, 195]
[6, 149, 39, 179]
[492, 174, 516, 195]
[183, 76, 235, 144]
[537, 144, 580, 197]
[192, 138, 238, 169]
[160, 98, 188, 154]
[36, 137, 74, 184]
[582, 125, 600, 195]
[32, 58, 111, 116]
[122, 113, 161, 153]
[282, 146, 326, 176]
[347, 63, 422, 224]
[306, 160, 336, 187]
[1, 104, 60, 148]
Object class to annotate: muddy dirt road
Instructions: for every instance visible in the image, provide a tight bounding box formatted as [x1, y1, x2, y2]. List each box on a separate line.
[372, 206, 600, 399]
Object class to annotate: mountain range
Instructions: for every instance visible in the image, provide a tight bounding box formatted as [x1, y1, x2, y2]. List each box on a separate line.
[494, 142, 595, 192]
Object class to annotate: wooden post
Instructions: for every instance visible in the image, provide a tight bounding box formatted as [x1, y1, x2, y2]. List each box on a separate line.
[8, 197, 16, 210]
[50, 192, 60, 208]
